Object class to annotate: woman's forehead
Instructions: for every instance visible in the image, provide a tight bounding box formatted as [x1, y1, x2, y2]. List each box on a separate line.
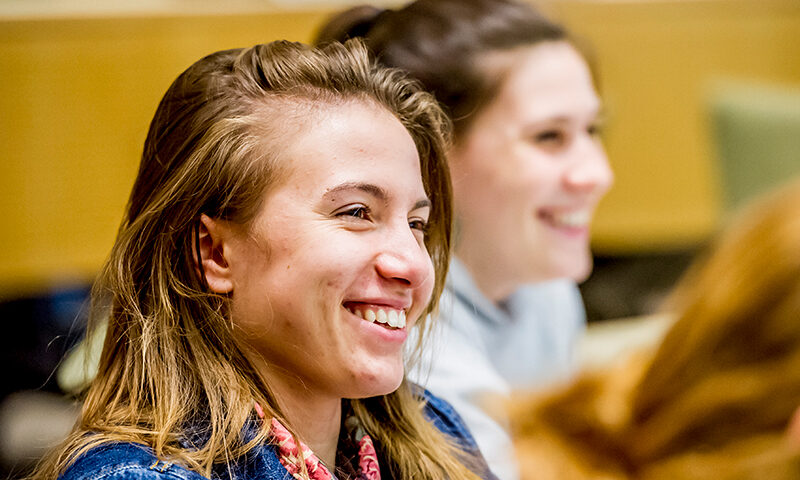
[477, 42, 599, 121]
[260, 99, 425, 200]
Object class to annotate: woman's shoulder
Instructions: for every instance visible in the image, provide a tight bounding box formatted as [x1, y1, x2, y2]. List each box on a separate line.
[418, 387, 481, 452]
[419, 388, 499, 479]
[59, 443, 207, 480]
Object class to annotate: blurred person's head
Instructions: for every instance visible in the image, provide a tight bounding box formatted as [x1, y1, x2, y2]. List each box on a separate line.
[34, 40, 495, 480]
[317, 0, 613, 301]
[509, 178, 800, 479]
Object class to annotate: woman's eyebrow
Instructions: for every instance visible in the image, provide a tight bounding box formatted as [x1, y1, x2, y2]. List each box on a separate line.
[325, 182, 388, 202]
[413, 198, 431, 211]
[324, 182, 430, 210]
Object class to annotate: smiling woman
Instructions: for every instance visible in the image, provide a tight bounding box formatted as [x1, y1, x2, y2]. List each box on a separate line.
[209, 100, 435, 415]
[29, 40, 494, 480]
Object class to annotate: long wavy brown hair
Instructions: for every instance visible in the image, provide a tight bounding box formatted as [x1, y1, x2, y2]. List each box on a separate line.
[31, 39, 484, 480]
[511, 178, 800, 479]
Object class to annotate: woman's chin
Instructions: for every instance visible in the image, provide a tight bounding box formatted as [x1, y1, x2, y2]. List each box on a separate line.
[570, 261, 594, 283]
[348, 367, 405, 399]
[549, 251, 593, 283]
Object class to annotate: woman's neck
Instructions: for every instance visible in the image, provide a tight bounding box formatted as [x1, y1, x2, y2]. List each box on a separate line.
[262, 368, 343, 468]
[455, 244, 518, 302]
[284, 395, 341, 468]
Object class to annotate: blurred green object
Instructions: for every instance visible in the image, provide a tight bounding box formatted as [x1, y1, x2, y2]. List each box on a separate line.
[57, 319, 106, 395]
[710, 81, 800, 213]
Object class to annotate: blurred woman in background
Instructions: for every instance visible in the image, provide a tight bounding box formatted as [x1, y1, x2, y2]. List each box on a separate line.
[32, 39, 495, 480]
[510, 178, 800, 479]
[317, 1, 613, 478]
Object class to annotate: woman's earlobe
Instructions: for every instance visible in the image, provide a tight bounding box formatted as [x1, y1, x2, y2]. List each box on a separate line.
[196, 214, 235, 294]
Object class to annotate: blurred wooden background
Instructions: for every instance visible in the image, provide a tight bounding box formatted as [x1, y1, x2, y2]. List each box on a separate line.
[2, 0, 799, 296]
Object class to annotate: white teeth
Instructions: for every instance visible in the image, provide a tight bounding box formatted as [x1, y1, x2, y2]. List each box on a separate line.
[387, 310, 399, 327]
[552, 210, 590, 228]
[349, 305, 407, 329]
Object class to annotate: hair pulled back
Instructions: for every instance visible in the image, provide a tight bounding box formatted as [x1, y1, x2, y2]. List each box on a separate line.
[316, 0, 568, 138]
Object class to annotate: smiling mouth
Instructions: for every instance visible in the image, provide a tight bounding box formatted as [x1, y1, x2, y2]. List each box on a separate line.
[344, 303, 407, 329]
[538, 209, 591, 229]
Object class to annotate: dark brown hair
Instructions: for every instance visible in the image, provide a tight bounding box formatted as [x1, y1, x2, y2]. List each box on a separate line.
[316, 0, 569, 138]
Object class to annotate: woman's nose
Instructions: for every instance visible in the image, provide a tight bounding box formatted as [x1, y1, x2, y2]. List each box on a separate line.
[374, 227, 433, 289]
[564, 137, 614, 195]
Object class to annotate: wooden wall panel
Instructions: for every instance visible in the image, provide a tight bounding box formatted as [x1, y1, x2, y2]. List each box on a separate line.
[2, 0, 799, 293]
[0, 11, 331, 294]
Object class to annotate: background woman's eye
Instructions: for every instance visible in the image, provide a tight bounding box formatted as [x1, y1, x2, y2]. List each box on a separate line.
[534, 130, 565, 146]
[587, 123, 603, 137]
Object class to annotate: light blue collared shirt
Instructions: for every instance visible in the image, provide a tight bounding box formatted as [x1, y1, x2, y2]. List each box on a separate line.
[409, 258, 586, 480]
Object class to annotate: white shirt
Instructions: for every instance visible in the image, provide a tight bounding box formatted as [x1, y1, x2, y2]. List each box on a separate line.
[409, 259, 586, 480]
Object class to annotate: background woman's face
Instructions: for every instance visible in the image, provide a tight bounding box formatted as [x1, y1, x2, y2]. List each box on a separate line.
[449, 41, 613, 297]
[225, 100, 435, 403]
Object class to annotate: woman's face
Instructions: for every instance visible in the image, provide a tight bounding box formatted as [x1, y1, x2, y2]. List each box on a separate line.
[223, 100, 435, 403]
[450, 41, 613, 300]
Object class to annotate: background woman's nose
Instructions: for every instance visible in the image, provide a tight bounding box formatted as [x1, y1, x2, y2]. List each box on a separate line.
[564, 141, 614, 194]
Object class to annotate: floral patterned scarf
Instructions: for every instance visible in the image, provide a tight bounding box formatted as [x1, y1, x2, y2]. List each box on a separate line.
[255, 402, 381, 480]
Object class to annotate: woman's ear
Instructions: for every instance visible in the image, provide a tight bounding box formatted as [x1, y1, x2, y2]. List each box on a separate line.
[196, 214, 235, 294]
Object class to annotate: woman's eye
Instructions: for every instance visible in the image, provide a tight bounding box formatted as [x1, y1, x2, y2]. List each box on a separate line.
[533, 130, 565, 147]
[587, 123, 603, 137]
[337, 205, 370, 220]
[409, 218, 429, 233]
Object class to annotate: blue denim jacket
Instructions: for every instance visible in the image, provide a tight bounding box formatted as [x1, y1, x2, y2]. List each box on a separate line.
[60, 389, 497, 480]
